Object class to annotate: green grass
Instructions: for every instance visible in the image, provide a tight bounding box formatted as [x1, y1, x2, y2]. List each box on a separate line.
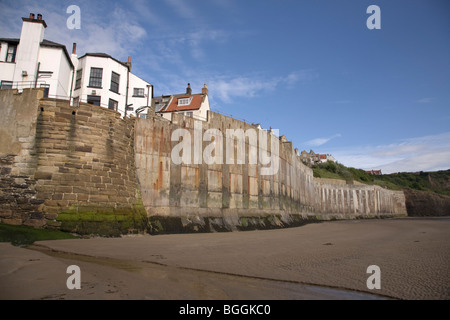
[0, 223, 79, 246]
[312, 162, 450, 195]
[313, 168, 347, 181]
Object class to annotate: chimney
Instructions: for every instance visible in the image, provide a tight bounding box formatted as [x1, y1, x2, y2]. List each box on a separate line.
[125, 56, 132, 70]
[23, 13, 47, 28]
[202, 83, 208, 96]
[186, 83, 192, 95]
[15, 12, 46, 82]
[72, 43, 77, 55]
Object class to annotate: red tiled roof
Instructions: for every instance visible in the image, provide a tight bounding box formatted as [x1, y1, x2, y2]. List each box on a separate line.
[163, 94, 204, 112]
[319, 154, 327, 159]
[366, 170, 382, 175]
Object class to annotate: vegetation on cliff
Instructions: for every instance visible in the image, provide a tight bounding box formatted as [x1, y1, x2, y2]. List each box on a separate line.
[313, 162, 450, 216]
[313, 161, 450, 196]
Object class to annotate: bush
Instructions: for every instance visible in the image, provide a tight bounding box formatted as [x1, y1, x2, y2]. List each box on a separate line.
[312, 163, 449, 195]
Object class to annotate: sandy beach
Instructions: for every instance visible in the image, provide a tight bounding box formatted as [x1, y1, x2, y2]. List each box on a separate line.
[1, 217, 449, 300]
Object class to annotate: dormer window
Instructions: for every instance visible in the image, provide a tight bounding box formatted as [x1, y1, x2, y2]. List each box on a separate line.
[178, 97, 192, 106]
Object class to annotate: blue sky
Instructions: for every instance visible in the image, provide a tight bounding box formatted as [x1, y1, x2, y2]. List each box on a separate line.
[1, 0, 449, 173]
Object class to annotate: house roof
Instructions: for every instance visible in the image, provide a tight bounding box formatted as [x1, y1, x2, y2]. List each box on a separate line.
[0, 38, 73, 69]
[78, 53, 131, 70]
[0, 38, 20, 44]
[366, 170, 382, 175]
[159, 93, 205, 113]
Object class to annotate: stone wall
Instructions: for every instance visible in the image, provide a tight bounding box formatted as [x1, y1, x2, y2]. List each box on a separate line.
[0, 89, 43, 227]
[0, 89, 145, 234]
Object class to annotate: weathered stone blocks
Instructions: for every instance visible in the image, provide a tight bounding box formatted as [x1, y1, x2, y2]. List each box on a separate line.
[0, 90, 142, 232]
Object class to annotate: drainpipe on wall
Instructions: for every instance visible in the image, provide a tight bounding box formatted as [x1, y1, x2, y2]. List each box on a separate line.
[69, 68, 75, 105]
[125, 66, 129, 117]
[146, 84, 153, 107]
[34, 62, 40, 88]
[124, 56, 132, 117]
[68, 43, 76, 105]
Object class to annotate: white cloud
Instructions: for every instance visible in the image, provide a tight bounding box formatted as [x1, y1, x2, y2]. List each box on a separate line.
[372, 144, 425, 157]
[305, 134, 342, 147]
[378, 150, 450, 173]
[172, 29, 229, 60]
[164, 0, 198, 21]
[283, 70, 318, 85]
[331, 132, 450, 173]
[129, 0, 165, 27]
[146, 69, 316, 106]
[207, 70, 317, 103]
[209, 76, 272, 103]
[66, 7, 147, 59]
[416, 97, 433, 103]
[1, 1, 148, 60]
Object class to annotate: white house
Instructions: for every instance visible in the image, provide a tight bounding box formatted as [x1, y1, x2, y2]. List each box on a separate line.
[0, 13, 153, 118]
[0, 13, 73, 99]
[300, 150, 337, 167]
[70, 51, 152, 117]
[318, 154, 336, 164]
[155, 83, 210, 121]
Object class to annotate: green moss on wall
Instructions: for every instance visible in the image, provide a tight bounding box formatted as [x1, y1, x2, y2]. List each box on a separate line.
[56, 201, 148, 237]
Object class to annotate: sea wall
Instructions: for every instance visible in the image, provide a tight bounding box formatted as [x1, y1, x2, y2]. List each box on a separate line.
[135, 110, 407, 233]
[0, 89, 43, 227]
[0, 90, 407, 234]
[0, 89, 145, 235]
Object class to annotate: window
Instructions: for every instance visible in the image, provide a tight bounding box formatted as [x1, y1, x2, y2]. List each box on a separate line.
[108, 98, 118, 111]
[72, 96, 80, 107]
[75, 69, 82, 90]
[178, 98, 191, 106]
[133, 88, 145, 97]
[110, 72, 120, 93]
[87, 95, 101, 106]
[40, 84, 50, 98]
[186, 112, 193, 117]
[88, 67, 103, 88]
[6, 44, 16, 63]
[0, 81, 13, 89]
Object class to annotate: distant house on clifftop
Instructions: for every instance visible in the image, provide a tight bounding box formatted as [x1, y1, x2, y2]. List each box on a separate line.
[154, 83, 210, 121]
[300, 150, 336, 167]
[366, 170, 382, 175]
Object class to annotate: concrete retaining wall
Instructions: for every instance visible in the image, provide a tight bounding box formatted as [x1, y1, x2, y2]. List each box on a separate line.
[135, 110, 406, 233]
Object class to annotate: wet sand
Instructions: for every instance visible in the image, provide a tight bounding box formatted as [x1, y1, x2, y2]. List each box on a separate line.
[1, 217, 449, 300]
